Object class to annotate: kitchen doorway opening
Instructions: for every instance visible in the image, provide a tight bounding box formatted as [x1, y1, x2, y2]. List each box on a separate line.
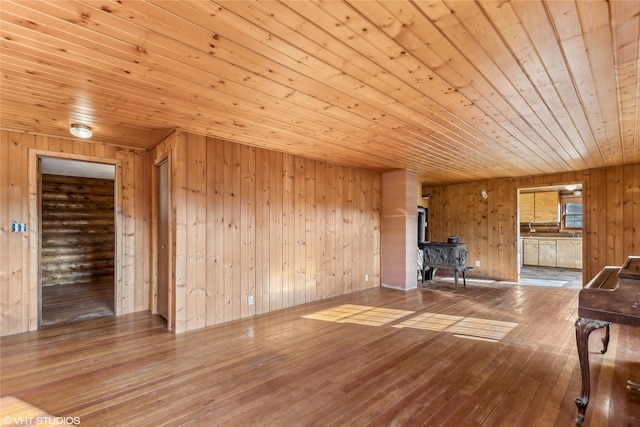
[517, 184, 583, 288]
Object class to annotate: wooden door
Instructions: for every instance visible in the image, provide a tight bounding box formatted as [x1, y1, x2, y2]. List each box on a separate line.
[157, 161, 169, 320]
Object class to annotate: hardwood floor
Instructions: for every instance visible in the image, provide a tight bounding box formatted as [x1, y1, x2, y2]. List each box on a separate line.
[40, 279, 115, 326]
[519, 266, 583, 289]
[1, 278, 638, 426]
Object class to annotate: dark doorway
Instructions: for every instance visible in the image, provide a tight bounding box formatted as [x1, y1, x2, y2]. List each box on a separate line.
[39, 158, 116, 326]
[156, 160, 169, 320]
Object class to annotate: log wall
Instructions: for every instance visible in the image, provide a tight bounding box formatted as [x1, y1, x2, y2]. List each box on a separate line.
[41, 174, 115, 287]
[422, 163, 640, 283]
[152, 131, 382, 333]
[0, 131, 151, 336]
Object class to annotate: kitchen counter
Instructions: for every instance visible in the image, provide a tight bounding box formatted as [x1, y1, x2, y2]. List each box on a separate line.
[522, 237, 582, 268]
[523, 236, 582, 240]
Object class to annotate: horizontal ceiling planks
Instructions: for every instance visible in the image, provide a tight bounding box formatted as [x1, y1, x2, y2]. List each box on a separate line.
[473, 0, 600, 168]
[278, 0, 548, 173]
[155, 0, 495, 178]
[0, 0, 637, 185]
[609, 0, 640, 163]
[544, 0, 620, 164]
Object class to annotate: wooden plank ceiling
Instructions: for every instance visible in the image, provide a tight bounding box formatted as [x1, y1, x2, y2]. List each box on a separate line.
[1, 0, 638, 185]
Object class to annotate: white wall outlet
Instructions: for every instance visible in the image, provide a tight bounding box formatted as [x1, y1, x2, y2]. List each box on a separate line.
[475, 260, 481, 267]
[248, 295, 254, 305]
[365, 274, 369, 282]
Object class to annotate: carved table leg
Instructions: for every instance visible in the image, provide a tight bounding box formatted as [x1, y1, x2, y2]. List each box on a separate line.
[575, 317, 611, 425]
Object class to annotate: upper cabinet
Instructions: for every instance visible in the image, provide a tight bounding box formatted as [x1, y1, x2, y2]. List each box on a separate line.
[520, 191, 559, 223]
[520, 193, 535, 223]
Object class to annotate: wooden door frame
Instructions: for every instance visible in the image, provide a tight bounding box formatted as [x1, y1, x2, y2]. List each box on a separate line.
[28, 149, 122, 329]
[515, 183, 584, 282]
[152, 152, 174, 331]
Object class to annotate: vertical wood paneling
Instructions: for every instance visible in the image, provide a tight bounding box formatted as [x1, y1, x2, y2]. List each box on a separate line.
[185, 134, 207, 330]
[172, 132, 188, 333]
[607, 166, 624, 263]
[222, 141, 235, 321]
[294, 157, 306, 305]
[213, 139, 226, 325]
[305, 158, 316, 303]
[423, 164, 640, 283]
[205, 137, 218, 325]
[269, 150, 283, 311]
[136, 150, 151, 313]
[373, 173, 382, 287]
[343, 168, 353, 294]
[590, 168, 607, 271]
[0, 130, 151, 336]
[325, 162, 337, 297]
[149, 131, 382, 333]
[624, 164, 639, 255]
[0, 133, 10, 336]
[357, 169, 367, 291]
[334, 165, 344, 297]
[282, 154, 295, 309]
[240, 145, 256, 318]
[315, 161, 327, 300]
[256, 148, 270, 315]
[22, 135, 36, 329]
[7, 133, 25, 335]
[0, 128, 382, 337]
[117, 149, 134, 315]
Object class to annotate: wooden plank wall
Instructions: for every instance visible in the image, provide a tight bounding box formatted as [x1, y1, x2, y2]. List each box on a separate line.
[41, 174, 115, 287]
[422, 164, 640, 283]
[0, 130, 151, 336]
[152, 131, 382, 333]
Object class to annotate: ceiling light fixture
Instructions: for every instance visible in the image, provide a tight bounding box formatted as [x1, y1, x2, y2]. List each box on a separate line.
[69, 123, 93, 139]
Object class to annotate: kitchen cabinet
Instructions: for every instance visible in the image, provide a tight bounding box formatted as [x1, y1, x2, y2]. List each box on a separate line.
[557, 239, 582, 269]
[538, 239, 557, 267]
[522, 237, 582, 268]
[535, 192, 559, 222]
[520, 193, 535, 223]
[523, 239, 539, 266]
[520, 191, 559, 223]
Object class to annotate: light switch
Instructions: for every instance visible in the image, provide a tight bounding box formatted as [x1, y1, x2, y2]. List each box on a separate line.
[11, 222, 27, 233]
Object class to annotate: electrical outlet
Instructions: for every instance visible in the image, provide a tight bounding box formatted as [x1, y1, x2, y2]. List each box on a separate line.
[365, 274, 369, 282]
[248, 295, 254, 305]
[475, 260, 481, 267]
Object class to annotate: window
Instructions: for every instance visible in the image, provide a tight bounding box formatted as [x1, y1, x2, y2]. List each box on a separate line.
[562, 203, 582, 229]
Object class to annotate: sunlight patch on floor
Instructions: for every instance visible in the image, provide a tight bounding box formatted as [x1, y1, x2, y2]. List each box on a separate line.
[443, 317, 519, 340]
[394, 313, 518, 341]
[302, 304, 415, 326]
[391, 312, 463, 331]
[303, 305, 518, 341]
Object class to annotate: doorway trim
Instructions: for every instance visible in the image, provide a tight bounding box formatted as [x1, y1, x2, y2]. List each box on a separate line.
[152, 151, 174, 331]
[516, 183, 584, 283]
[28, 149, 123, 330]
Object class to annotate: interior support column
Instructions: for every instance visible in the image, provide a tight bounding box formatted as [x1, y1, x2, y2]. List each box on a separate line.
[381, 169, 418, 291]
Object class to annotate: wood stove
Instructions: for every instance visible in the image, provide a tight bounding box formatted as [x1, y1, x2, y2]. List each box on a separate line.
[418, 238, 469, 289]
